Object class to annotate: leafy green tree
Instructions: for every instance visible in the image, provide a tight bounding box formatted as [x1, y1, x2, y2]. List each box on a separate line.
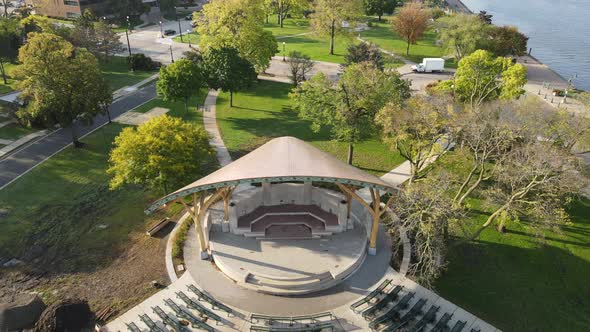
[310, 0, 364, 55]
[273, 0, 310, 27]
[290, 62, 410, 164]
[437, 13, 488, 60]
[198, 0, 277, 72]
[376, 95, 451, 183]
[391, 2, 430, 56]
[364, 0, 397, 21]
[0, 18, 20, 85]
[484, 25, 529, 57]
[453, 50, 527, 107]
[157, 59, 205, 113]
[108, 115, 214, 194]
[15, 33, 112, 146]
[343, 42, 384, 71]
[203, 47, 257, 107]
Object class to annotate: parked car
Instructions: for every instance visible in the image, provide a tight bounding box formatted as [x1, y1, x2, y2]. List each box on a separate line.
[164, 29, 176, 36]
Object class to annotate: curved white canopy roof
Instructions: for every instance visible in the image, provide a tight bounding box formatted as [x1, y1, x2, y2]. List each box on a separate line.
[145, 136, 394, 214]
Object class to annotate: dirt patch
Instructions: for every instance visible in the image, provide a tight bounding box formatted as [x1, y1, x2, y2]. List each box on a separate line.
[0, 232, 169, 323]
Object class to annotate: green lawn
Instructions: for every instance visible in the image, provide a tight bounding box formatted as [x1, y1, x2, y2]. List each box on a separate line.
[131, 89, 208, 124]
[430, 152, 590, 331]
[264, 18, 311, 38]
[0, 62, 20, 94]
[0, 123, 37, 141]
[173, 31, 200, 45]
[215, 80, 404, 176]
[278, 33, 356, 63]
[98, 56, 157, 91]
[360, 18, 457, 68]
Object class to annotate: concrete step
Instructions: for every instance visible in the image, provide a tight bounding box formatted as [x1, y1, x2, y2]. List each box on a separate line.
[246, 272, 334, 290]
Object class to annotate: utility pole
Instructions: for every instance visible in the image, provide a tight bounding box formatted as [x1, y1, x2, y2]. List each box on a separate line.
[125, 16, 132, 56]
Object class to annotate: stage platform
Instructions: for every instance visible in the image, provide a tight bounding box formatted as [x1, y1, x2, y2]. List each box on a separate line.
[209, 226, 367, 295]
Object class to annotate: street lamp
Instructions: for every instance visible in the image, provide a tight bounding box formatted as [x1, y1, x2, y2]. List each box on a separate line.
[125, 16, 132, 57]
[159, 20, 163, 38]
[175, 7, 183, 43]
[169, 45, 174, 63]
[282, 42, 286, 62]
[187, 29, 192, 48]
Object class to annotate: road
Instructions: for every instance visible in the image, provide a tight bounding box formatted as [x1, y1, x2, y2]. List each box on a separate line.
[0, 83, 157, 189]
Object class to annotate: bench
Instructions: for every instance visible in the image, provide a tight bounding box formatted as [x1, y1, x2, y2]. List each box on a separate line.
[362, 285, 403, 320]
[249, 321, 334, 332]
[251, 312, 333, 325]
[350, 279, 392, 312]
[369, 292, 415, 329]
[188, 284, 233, 316]
[152, 306, 190, 332]
[164, 298, 214, 332]
[139, 314, 166, 332]
[126, 322, 142, 332]
[409, 305, 440, 332]
[381, 298, 427, 332]
[450, 320, 466, 332]
[176, 291, 223, 323]
[431, 313, 453, 332]
[146, 217, 171, 236]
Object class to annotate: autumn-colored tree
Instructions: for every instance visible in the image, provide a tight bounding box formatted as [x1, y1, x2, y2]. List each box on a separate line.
[108, 115, 214, 194]
[391, 2, 430, 56]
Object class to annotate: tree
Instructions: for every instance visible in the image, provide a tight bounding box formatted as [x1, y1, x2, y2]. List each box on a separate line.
[310, 0, 364, 55]
[0, 18, 20, 85]
[94, 20, 125, 60]
[376, 95, 451, 183]
[70, 9, 97, 50]
[287, 51, 314, 86]
[273, 0, 310, 28]
[343, 42, 384, 71]
[364, 0, 397, 22]
[15, 33, 112, 146]
[290, 62, 410, 164]
[453, 50, 527, 107]
[485, 25, 529, 57]
[198, 0, 278, 72]
[157, 59, 205, 113]
[451, 102, 517, 206]
[386, 181, 461, 287]
[391, 2, 430, 56]
[469, 141, 585, 240]
[203, 47, 257, 107]
[108, 115, 214, 194]
[437, 13, 488, 60]
[1, 0, 8, 18]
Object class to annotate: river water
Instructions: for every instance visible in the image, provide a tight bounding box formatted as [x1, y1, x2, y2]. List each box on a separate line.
[462, 0, 590, 90]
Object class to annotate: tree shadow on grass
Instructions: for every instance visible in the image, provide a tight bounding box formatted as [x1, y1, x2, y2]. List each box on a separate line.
[438, 237, 590, 331]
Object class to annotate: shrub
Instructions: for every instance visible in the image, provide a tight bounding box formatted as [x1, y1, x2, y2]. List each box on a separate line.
[127, 53, 161, 71]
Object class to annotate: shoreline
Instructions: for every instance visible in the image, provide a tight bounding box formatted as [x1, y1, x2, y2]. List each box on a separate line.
[445, 0, 581, 92]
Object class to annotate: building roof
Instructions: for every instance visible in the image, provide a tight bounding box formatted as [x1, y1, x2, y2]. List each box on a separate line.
[145, 136, 395, 214]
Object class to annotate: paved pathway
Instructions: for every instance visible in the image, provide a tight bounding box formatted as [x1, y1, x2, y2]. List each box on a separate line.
[0, 83, 158, 190]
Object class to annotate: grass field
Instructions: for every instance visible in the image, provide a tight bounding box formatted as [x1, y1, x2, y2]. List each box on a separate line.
[98, 56, 157, 91]
[173, 31, 200, 45]
[0, 123, 37, 141]
[264, 18, 311, 38]
[430, 152, 590, 331]
[215, 80, 404, 176]
[360, 18, 457, 68]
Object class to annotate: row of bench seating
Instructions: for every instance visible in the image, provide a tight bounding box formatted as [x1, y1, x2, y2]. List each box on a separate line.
[125, 284, 234, 332]
[249, 312, 335, 331]
[350, 279, 476, 332]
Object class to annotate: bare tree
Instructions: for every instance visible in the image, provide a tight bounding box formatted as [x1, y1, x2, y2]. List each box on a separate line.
[386, 181, 462, 288]
[391, 3, 430, 56]
[452, 103, 517, 206]
[287, 51, 314, 86]
[468, 141, 585, 240]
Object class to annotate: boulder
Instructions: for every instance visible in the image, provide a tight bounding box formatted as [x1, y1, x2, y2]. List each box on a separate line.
[0, 293, 46, 331]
